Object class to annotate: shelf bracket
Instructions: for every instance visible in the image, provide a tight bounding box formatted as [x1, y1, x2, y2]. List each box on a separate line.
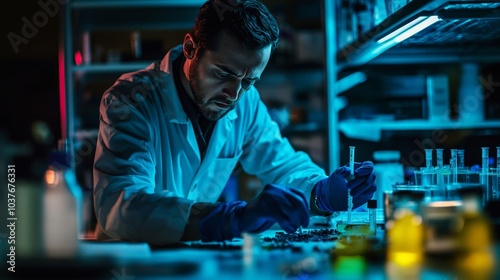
[335, 72, 367, 95]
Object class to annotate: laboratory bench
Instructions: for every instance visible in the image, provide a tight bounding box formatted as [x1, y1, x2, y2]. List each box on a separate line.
[5, 214, 500, 280]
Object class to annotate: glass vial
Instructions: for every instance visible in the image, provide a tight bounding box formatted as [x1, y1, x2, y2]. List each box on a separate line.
[368, 199, 377, 234]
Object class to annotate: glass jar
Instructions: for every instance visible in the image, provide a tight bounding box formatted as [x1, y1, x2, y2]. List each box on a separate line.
[386, 190, 425, 266]
[454, 185, 495, 280]
[421, 201, 462, 255]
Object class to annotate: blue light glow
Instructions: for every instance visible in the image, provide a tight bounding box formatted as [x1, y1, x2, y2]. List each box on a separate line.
[377, 16, 440, 44]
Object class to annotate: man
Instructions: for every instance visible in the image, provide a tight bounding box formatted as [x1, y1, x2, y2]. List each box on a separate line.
[93, 0, 376, 246]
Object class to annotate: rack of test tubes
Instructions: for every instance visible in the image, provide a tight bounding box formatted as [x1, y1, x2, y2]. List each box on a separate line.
[410, 146, 500, 203]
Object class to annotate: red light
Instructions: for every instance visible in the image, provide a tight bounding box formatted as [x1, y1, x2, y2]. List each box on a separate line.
[75, 51, 83, 66]
[58, 48, 67, 140]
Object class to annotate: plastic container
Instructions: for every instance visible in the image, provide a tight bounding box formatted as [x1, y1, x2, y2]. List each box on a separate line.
[373, 150, 404, 210]
[43, 151, 83, 258]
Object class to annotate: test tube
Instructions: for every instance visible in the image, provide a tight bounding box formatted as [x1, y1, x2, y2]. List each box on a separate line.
[458, 149, 465, 169]
[436, 149, 444, 168]
[450, 158, 457, 184]
[349, 146, 356, 177]
[450, 149, 457, 165]
[435, 148, 445, 196]
[425, 149, 433, 169]
[497, 147, 500, 200]
[496, 147, 500, 174]
[481, 147, 490, 202]
[451, 149, 458, 184]
[482, 147, 489, 174]
[348, 146, 355, 224]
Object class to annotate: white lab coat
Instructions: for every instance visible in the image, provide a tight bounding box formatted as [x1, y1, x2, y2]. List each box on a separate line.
[93, 45, 328, 245]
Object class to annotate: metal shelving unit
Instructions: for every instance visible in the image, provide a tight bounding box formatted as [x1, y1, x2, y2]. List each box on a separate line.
[72, 62, 154, 74]
[325, 0, 500, 171]
[339, 119, 500, 142]
[59, 0, 204, 166]
[336, 0, 500, 69]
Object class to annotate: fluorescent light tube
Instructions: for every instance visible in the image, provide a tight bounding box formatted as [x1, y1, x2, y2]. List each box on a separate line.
[393, 16, 440, 42]
[377, 15, 440, 44]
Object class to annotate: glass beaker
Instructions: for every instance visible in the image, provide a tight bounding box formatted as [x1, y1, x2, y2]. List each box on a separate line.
[414, 167, 436, 186]
[481, 168, 499, 202]
[457, 169, 480, 184]
[395, 183, 442, 202]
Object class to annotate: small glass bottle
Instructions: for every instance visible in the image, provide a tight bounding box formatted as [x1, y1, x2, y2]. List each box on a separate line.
[386, 190, 425, 266]
[457, 186, 491, 251]
[368, 199, 377, 234]
[455, 185, 494, 279]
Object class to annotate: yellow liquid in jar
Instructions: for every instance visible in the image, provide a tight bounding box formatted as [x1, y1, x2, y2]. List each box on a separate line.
[387, 209, 424, 266]
[459, 213, 491, 253]
[455, 212, 495, 280]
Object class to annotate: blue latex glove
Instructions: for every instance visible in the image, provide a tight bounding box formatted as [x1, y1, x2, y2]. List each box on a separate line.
[199, 184, 310, 241]
[315, 161, 376, 212]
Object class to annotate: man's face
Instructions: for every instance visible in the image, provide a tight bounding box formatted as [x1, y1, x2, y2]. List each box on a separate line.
[185, 31, 271, 121]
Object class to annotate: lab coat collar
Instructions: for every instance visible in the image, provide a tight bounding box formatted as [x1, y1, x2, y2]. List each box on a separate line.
[159, 45, 237, 123]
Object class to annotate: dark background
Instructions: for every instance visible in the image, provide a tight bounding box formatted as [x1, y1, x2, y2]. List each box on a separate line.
[1, 1, 61, 179]
[2, 1, 499, 179]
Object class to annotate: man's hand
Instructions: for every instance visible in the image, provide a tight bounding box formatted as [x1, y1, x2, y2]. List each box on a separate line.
[238, 184, 310, 234]
[314, 161, 376, 212]
[199, 184, 309, 241]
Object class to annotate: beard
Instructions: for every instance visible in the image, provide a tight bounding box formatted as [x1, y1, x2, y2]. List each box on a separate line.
[188, 55, 235, 121]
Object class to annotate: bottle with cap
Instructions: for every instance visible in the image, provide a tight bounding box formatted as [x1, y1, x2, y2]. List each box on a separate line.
[368, 199, 377, 234]
[43, 150, 83, 258]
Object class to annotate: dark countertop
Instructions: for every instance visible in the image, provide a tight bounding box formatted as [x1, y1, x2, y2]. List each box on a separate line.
[6, 221, 499, 280]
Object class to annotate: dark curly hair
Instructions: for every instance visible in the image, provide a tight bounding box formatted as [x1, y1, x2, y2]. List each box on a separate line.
[191, 0, 280, 53]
